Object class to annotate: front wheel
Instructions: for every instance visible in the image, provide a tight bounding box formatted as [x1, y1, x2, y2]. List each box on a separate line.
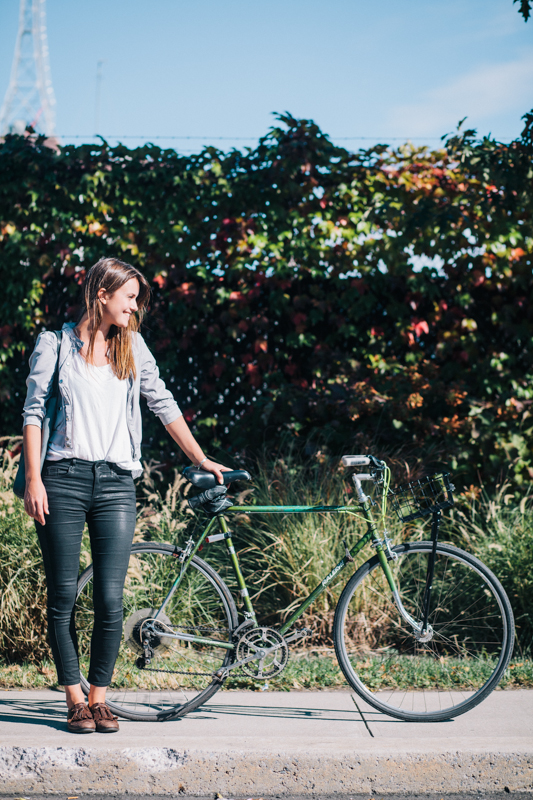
[334, 541, 514, 722]
[75, 542, 238, 721]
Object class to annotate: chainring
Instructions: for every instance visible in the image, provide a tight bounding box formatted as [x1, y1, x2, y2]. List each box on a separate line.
[123, 608, 173, 658]
[236, 626, 289, 678]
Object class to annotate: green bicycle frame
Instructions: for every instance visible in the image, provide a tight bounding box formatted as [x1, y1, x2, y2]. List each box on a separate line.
[155, 497, 399, 649]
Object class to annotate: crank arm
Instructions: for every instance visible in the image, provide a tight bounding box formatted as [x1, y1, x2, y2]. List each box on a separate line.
[215, 646, 268, 679]
[283, 627, 312, 645]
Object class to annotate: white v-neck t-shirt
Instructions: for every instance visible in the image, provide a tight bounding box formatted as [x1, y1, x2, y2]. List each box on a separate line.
[47, 351, 142, 472]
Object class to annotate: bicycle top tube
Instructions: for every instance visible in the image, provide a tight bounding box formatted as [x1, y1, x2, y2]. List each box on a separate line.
[225, 504, 354, 514]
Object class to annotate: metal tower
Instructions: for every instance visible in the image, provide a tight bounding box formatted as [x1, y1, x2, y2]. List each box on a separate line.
[0, 0, 56, 137]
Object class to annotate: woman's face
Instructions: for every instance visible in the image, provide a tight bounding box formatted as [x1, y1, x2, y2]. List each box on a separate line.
[99, 277, 140, 328]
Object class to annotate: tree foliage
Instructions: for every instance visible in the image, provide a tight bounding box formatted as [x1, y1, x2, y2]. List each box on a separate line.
[514, 0, 532, 21]
[0, 114, 532, 486]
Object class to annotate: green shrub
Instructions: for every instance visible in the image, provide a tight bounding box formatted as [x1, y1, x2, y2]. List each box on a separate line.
[1, 116, 532, 486]
[1, 440, 531, 663]
[0, 438, 50, 662]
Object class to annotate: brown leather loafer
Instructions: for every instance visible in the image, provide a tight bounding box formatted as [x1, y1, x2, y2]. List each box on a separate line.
[67, 702, 96, 734]
[89, 702, 119, 733]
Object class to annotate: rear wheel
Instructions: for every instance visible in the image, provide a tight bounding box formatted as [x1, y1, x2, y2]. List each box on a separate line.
[334, 541, 514, 721]
[75, 542, 238, 721]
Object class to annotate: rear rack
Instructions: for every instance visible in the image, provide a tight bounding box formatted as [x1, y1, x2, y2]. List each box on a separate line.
[388, 473, 455, 522]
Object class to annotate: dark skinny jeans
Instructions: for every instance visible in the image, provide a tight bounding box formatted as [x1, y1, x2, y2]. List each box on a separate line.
[36, 458, 136, 687]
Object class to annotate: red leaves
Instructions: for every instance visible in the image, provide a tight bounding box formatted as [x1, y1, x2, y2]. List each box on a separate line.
[291, 312, 307, 332]
[170, 283, 196, 304]
[0, 324, 12, 349]
[153, 274, 166, 289]
[254, 338, 268, 354]
[210, 360, 226, 379]
[245, 362, 262, 388]
[412, 319, 429, 338]
[284, 362, 298, 376]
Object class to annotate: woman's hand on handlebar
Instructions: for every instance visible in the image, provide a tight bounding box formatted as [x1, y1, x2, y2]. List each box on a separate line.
[24, 477, 49, 526]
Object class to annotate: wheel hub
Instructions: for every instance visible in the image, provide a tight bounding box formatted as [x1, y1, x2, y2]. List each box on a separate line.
[123, 608, 173, 658]
[415, 623, 434, 643]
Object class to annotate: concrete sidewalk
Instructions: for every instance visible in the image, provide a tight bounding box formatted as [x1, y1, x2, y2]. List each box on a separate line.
[0, 687, 532, 796]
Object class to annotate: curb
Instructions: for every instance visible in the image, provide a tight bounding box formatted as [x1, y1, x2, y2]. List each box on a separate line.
[0, 746, 532, 796]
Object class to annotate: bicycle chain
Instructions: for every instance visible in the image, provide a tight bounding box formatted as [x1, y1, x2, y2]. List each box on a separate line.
[139, 624, 233, 677]
[170, 626, 228, 632]
[141, 666, 218, 677]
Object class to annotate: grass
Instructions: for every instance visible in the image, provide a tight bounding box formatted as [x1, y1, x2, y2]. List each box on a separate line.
[0, 438, 51, 662]
[448, 482, 533, 658]
[1, 653, 532, 691]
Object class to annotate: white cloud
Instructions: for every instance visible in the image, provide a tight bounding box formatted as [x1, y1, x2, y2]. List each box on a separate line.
[388, 54, 533, 138]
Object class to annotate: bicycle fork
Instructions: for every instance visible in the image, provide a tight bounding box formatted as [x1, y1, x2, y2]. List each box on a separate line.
[371, 509, 441, 642]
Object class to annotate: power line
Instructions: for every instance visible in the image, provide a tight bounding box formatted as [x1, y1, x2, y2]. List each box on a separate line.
[59, 134, 446, 141]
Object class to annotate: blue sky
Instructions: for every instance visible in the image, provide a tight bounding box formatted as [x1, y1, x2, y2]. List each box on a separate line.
[0, 0, 532, 152]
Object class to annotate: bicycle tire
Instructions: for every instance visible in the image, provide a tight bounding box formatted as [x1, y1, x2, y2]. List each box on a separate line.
[75, 542, 238, 721]
[333, 541, 514, 722]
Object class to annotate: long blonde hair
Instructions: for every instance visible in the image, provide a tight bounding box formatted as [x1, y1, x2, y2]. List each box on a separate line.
[81, 257, 151, 380]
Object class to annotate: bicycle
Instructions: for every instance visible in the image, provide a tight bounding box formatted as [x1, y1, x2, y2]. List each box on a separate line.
[74, 455, 515, 723]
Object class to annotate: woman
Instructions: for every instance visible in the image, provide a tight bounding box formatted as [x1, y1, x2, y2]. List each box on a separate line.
[22, 257, 227, 733]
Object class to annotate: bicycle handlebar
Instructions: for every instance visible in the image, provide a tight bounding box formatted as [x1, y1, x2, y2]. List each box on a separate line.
[342, 455, 370, 466]
[342, 454, 386, 469]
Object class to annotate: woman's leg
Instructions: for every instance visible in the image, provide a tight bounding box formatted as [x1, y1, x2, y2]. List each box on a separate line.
[36, 462, 92, 693]
[85, 462, 136, 692]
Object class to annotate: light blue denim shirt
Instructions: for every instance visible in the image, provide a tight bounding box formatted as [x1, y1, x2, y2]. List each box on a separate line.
[23, 322, 182, 477]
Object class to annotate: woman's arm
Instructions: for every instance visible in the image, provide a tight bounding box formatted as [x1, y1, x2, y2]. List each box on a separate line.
[136, 335, 229, 482]
[23, 331, 61, 428]
[165, 416, 229, 484]
[23, 424, 49, 525]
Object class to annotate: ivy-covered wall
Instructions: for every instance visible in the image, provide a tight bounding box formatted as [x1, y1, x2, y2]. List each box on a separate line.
[1, 114, 532, 485]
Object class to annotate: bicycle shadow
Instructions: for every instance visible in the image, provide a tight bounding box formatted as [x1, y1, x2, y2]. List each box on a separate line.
[0, 695, 67, 731]
[196, 700, 453, 737]
[0, 694, 216, 729]
[198, 701, 412, 724]
[0, 695, 453, 735]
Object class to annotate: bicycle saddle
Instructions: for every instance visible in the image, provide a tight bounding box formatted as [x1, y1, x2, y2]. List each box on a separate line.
[182, 467, 251, 490]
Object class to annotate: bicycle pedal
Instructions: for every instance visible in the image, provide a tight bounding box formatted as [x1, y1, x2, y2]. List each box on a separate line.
[284, 627, 312, 644]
